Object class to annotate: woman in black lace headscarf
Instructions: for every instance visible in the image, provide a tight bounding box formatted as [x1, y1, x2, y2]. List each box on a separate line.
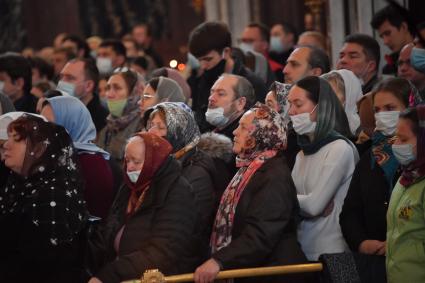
[0, 114, 88, 283]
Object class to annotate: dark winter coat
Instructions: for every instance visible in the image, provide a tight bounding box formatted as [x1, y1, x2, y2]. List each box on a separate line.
[89, 157, 206, 283]
[212, 154, 308, 282]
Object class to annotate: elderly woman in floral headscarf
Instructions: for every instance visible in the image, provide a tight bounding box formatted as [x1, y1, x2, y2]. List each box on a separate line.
[194, 103, 308, 283]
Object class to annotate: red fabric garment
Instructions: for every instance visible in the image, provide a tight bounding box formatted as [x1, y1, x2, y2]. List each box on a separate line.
[265, 52, 284, 72]
[78, 153, 114, 219]
[124, 132, 173, 216]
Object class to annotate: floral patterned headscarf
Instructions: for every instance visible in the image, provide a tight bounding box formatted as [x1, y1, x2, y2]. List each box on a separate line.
[211, 103, 287, 255]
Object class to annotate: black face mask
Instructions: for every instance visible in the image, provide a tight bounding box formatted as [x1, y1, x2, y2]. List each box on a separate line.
[203, 59, 226, 82]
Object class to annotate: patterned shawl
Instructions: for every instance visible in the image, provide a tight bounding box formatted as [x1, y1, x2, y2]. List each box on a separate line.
[210, 103, 287, 253]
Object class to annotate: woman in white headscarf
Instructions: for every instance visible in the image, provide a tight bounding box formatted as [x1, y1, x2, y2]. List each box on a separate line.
[322, 69, 363, 136]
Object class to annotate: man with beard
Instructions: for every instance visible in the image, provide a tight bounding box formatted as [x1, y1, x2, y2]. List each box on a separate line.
[188, 21, 266, 133]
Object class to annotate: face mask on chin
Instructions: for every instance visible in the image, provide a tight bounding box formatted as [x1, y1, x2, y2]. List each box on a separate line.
[205, 107, 229, 127]
[127, 170, 141, 183]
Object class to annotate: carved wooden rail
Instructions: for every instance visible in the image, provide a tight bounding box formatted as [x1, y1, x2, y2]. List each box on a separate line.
[122, 262, 323, 283]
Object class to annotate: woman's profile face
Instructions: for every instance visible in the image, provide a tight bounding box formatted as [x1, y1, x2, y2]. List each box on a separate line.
[287, 85, 317, 121]
[125, 136, 145, 172]
[3, 130, 27, 175]
[106, 74, 129, 101]
[138, 84, 159, 114]
[394, 118, 417, 156]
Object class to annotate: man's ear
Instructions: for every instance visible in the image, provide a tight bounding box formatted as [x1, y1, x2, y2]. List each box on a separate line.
[222, 47, 232, 60]
[311, 67, 323, 76]
[235, 96, 246, 112]
[85, 80, 95, 94]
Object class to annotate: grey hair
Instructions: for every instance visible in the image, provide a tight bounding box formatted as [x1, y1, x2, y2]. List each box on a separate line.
[219, 74, 256, 110]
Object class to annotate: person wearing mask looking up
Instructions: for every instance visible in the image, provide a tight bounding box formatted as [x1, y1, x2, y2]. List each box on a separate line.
[97, 70, 141, 163]
[340, 78, 412, 283]
[288, 76, 358, 261]
[386, 105, 425, 283]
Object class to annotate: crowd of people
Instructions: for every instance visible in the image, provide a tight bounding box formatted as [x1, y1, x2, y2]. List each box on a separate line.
[0, 4, 425, 283]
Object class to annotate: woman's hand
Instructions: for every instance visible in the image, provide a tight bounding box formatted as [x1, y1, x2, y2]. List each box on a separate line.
[194, 258, 221, 283]
[359, 240, 386, 255]
[88, 277, 102, 283]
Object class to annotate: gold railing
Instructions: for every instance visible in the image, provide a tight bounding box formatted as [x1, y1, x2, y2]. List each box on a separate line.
[122, 263, 323, 283]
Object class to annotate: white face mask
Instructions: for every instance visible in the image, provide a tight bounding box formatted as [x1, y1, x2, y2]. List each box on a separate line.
[127, 170, 141, 183]
[375, 111, 400, 136]
[96, 57, 113, 75]
[392, 143, 416, 165]
[239, 42, 254, 54]
[56, 80, 76, 97]
[205, 107, 229, 127]
[290, 106, 317, 135]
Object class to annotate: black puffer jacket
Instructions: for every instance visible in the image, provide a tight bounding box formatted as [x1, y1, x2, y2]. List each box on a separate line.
[89, 157, 206, 283]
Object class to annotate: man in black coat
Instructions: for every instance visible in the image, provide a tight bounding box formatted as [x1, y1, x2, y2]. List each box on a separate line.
[187, 21, 267, 133]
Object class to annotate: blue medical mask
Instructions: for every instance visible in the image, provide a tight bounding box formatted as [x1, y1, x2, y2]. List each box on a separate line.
[239, 42, 254, 54]
[410, 47, 425, 74]
[269, 36, 285, 53]
[392, 143, 416, 165]
[127, 170, 141, 183]
[56, 80, 76, 96]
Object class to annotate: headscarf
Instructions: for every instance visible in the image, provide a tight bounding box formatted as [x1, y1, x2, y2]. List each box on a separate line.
[211, 103, 287, 254]
[328, 69, 362, 135]
[46, 96, 110, 159]
[274, 81, 292, 123]
[164, 68, 192, 102]
[146, 102, 200, 158]
[124, 132, 173, 216]
[296, 77, 353, 155]
[155, 76, 186, 104]
[400, 105, 425, 187]
[106, 71, 141, 132]
[0, 111, 47, 140]
[0, 115, 87, 246]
